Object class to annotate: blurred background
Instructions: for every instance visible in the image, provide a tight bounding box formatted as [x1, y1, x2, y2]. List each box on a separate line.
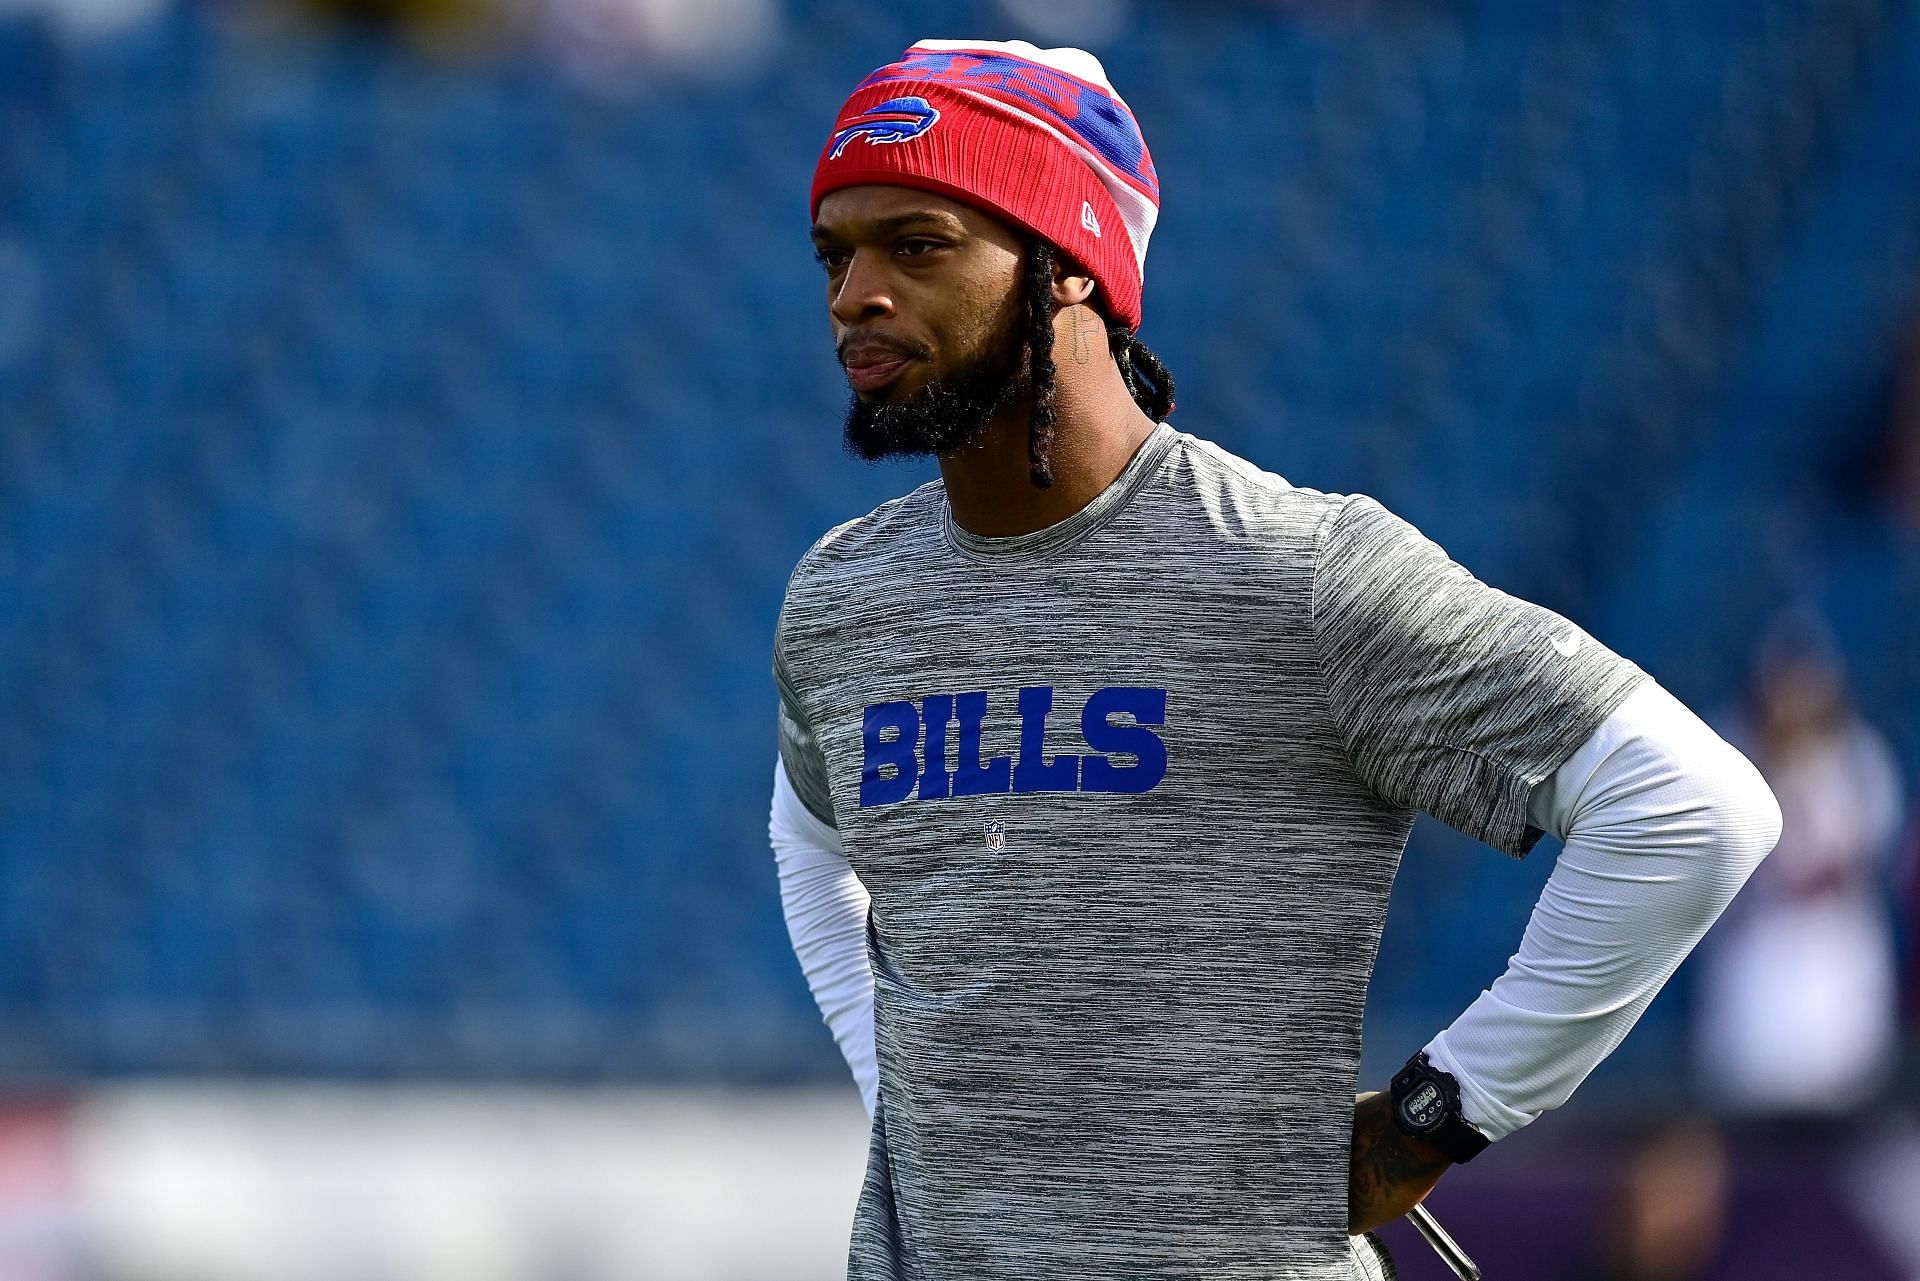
[0, 0, 1917, 1277]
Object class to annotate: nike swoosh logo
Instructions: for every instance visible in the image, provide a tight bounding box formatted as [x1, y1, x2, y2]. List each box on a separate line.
[1551, 633, 1581, 657]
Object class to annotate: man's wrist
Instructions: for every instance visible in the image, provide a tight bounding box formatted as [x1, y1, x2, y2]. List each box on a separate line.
[1389, 1051, 1492, 1165]
[1395, 1125, 1451, 1167]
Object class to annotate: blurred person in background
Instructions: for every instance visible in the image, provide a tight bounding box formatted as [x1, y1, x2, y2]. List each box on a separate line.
[1864, 310, 1920, 1047]
[1900, 805, 1920, 1035]
[1574, 1118, 1731, 1281]
[1865, 311, 1920, 537]
[1692, 609, 1906, 1117]
[1862, 313, 1920, 1042]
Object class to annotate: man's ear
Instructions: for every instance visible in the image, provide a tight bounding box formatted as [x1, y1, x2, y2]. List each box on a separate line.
[1053, 268, 1097, 309]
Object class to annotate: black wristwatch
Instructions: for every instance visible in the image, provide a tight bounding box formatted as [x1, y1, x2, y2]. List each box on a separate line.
[1389, 1051, 1490, 1166]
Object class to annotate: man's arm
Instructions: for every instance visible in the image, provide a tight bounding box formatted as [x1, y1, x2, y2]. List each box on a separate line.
[1416, 677, 1780, 1140]
[769, 756, 878, 1117]
[1348, 679, 1781, 1232]
[770, 563, 878, 1117]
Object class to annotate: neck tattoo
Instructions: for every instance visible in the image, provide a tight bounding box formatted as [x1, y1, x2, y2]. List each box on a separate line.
[1070, 309, 1094, 366]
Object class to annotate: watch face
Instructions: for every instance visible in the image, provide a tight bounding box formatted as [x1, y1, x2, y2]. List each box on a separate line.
[1401, 1079, 1445, 1130]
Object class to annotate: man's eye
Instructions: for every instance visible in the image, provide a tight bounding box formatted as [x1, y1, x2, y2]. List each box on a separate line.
[814, 248, 848, 271]
[897, 239, 943, 257]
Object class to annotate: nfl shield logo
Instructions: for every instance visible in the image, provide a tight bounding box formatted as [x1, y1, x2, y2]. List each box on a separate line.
[983, 820, 1007, 853]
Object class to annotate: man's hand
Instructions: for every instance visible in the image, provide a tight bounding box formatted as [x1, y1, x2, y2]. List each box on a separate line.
[1349, 1090, 1451, 1235]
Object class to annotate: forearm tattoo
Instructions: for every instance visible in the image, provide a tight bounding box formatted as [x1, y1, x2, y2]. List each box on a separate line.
[1349, 1102, 1448, 1228]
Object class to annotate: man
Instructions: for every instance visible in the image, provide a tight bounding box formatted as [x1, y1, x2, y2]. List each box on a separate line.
[770, 39, 1782, 1281]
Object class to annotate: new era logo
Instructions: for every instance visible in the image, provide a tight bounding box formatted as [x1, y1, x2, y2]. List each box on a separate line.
[1081, 200, 1102, 238]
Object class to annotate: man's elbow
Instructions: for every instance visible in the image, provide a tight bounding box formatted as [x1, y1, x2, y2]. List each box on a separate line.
[1711, 740, 1784, 886]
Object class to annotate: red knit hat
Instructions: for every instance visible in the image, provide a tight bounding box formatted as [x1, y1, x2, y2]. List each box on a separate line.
[811, 39, 1161, 332]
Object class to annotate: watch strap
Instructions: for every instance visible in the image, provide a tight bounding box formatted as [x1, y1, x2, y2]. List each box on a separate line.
[1390, 1051, 1491, 1165]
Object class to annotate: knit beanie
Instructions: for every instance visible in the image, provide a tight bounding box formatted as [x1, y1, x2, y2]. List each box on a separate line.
[811, 39, 1160, 332]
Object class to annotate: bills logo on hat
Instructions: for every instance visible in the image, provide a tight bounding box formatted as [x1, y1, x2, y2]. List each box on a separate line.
[829, 96, 941, 160]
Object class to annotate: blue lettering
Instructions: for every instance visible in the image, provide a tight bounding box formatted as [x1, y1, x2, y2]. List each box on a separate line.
[860, 701, 920, 807]
[859, 685, 1169, 807]
[1011, 685, 1079, 793]
[951, 691, 1013, 797]
[1080, 687, 1169, 794]
[916, 694, 954, 800]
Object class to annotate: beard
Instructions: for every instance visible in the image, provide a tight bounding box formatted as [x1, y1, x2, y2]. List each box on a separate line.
[843, 320, 1029, 463]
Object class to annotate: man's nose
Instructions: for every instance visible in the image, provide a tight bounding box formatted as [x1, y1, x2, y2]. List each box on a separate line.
[830, 248, 896, 326]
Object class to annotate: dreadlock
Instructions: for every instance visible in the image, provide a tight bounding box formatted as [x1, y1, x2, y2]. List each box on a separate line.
[1022, 239, 1061, 490]
[1021, 238, 1178, 490]
[1108, 318, 1177, 424]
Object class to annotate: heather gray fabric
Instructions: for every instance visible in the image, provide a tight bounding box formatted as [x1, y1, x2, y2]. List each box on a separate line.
[773, 422, 1649, 1280]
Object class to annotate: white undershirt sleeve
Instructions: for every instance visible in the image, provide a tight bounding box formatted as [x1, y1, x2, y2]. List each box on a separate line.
[769, 757, 878, 1117]
[1419, 678, 1783, 1143]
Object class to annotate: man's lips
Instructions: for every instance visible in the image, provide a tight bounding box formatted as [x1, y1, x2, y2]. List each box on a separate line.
[844, 354, 915, 392]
